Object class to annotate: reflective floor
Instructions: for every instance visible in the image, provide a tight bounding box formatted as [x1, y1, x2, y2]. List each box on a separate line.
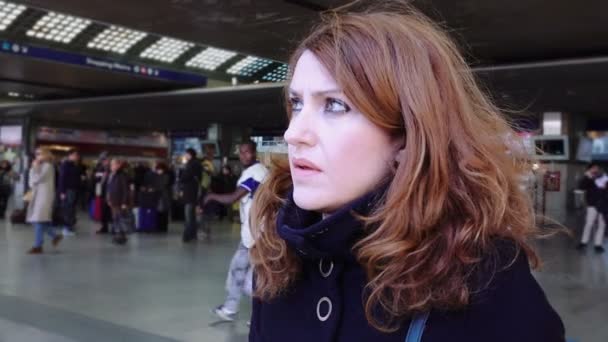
[0, 209, 606, 342]
[0, 214, 251, 342]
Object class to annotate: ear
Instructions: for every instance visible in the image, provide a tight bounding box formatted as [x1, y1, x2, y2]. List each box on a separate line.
[393, 137, 406, 164]
[395, 148, 406, 164]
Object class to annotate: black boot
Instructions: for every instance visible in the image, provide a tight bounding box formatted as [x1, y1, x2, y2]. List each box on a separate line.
[112, 233, 127, 245]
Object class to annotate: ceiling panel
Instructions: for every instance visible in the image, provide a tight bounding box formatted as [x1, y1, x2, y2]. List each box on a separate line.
[0, 0, 606, 127]
[15, 0, 608, 64]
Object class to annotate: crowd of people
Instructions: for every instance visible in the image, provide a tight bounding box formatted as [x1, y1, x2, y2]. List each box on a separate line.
[12, 143, 255, 253]
[17, 141, 269, 326]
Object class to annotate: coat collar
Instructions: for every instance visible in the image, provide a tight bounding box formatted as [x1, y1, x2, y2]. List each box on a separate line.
[276, 184, 388, 260]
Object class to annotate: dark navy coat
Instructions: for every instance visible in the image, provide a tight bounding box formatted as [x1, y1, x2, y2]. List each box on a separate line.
[250, 189, 565, 342]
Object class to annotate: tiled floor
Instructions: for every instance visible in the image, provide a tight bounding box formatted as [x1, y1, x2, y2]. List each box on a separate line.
[0, 214, 251, 342]
[0, 210, 606, 341]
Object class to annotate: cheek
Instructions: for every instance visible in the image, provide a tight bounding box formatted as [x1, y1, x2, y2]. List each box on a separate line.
[326, 130, 392, 191]
[293, 119, 394, 212]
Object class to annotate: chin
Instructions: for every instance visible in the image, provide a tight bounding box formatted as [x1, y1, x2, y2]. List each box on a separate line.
[292, 187, 329, 212]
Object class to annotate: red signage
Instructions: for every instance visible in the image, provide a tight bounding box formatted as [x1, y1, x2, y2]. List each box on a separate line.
[543, 171, 561, 192]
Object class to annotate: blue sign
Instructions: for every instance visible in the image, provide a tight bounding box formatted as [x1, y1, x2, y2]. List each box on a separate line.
[0, 39, 207, 85]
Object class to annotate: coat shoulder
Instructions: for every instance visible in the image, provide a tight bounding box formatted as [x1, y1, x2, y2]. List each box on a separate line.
[425, 240, 565, 342]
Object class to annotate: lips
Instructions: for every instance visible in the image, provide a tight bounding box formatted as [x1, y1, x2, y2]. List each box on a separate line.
[292, 158, 322, 172]
[291, 158, 322, 179]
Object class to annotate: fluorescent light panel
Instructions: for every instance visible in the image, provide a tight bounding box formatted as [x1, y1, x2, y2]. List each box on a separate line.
[262, 64, 288, 82]
[140, 37, 194, 63]
[0, 1, 26, 31]
[227, 56, 272, 77]
[26, 12, 91, 44]
[87, 26, 147, 54]
[185, 47, 237, 71]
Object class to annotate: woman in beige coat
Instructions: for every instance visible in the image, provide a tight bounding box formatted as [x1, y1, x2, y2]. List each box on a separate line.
[27, 148, 62, 254]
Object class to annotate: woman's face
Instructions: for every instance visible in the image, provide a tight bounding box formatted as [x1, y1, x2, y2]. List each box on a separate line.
[285, 50, 397, 214]
[35, 150, 45, 162]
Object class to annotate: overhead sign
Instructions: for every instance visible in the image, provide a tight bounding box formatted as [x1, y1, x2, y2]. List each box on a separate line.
[0, 39, 207, 85]
[37, 127, 168, 148]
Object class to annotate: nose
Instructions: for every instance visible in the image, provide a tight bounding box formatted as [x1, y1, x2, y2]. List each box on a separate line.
[284, 110, 317, 148]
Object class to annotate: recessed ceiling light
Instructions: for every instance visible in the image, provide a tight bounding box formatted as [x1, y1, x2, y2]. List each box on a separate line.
[87, 26, 147, 54]
[140, 37, 194, 63]
[27, 12, 90, 44]
[0, 1, 26, 31]
[262, 64, 289, 82]
[185, 47, 237, 71]
[227, 56, 273, 77]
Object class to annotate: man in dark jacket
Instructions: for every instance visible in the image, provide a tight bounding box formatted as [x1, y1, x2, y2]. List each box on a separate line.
[179, 148, 202, 243]
[106, 159, 130, 245]
[0, 160, 16, 219]
[58, 149, 81, 236]
[578, 162, 606, 252]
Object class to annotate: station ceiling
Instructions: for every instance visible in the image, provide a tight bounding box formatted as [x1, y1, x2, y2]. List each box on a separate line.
[0, 0, 607, 129]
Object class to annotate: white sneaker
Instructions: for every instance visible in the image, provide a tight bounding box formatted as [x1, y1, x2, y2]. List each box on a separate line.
[62, 228, 75, 237]
[212, 306, 236, 322]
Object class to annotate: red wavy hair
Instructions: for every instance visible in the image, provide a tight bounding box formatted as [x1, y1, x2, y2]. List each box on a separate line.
[250, 4, 538, 332]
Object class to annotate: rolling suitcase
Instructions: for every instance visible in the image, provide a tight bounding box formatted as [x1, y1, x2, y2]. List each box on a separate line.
[137, 207, 158, 232]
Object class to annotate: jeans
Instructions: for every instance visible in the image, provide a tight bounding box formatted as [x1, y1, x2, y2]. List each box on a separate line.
[581, 206, 606, 246]
[111, 207, 132, 235]
[61, 189, 77, 231]
[183, 203, 198, 241]
[223, 242, 253, 313]
[33, 222, 56, 248]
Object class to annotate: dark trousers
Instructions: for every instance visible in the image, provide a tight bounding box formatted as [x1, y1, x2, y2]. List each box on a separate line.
[158, 211, 169, 232]
[0, 193, 9, 218]
[183, 203, 197, 241]
[61, 189, 78, 230]
[101, 199, 112, 230]
[78, 188, 89, 211]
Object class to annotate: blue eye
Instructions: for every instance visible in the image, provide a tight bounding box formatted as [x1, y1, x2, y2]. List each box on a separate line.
[289, 97, 303, 113]
[325, 98, 350, 114]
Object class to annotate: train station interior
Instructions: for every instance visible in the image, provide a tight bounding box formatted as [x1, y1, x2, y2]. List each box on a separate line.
[0, 0, 607, 341]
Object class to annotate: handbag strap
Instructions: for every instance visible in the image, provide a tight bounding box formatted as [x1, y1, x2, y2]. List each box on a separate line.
[405, 311, 430, 342]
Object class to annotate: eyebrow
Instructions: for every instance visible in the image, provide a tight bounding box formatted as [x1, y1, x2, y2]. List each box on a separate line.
[288, 88, 343, 97]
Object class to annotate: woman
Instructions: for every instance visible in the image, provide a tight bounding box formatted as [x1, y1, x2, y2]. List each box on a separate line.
[249, 5, 565, 342]
[106, 159, 130, 245]
[27, 148, 61, 254]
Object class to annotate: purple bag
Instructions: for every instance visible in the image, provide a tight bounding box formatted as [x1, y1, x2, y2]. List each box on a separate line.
[137, 207, 158, 232]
